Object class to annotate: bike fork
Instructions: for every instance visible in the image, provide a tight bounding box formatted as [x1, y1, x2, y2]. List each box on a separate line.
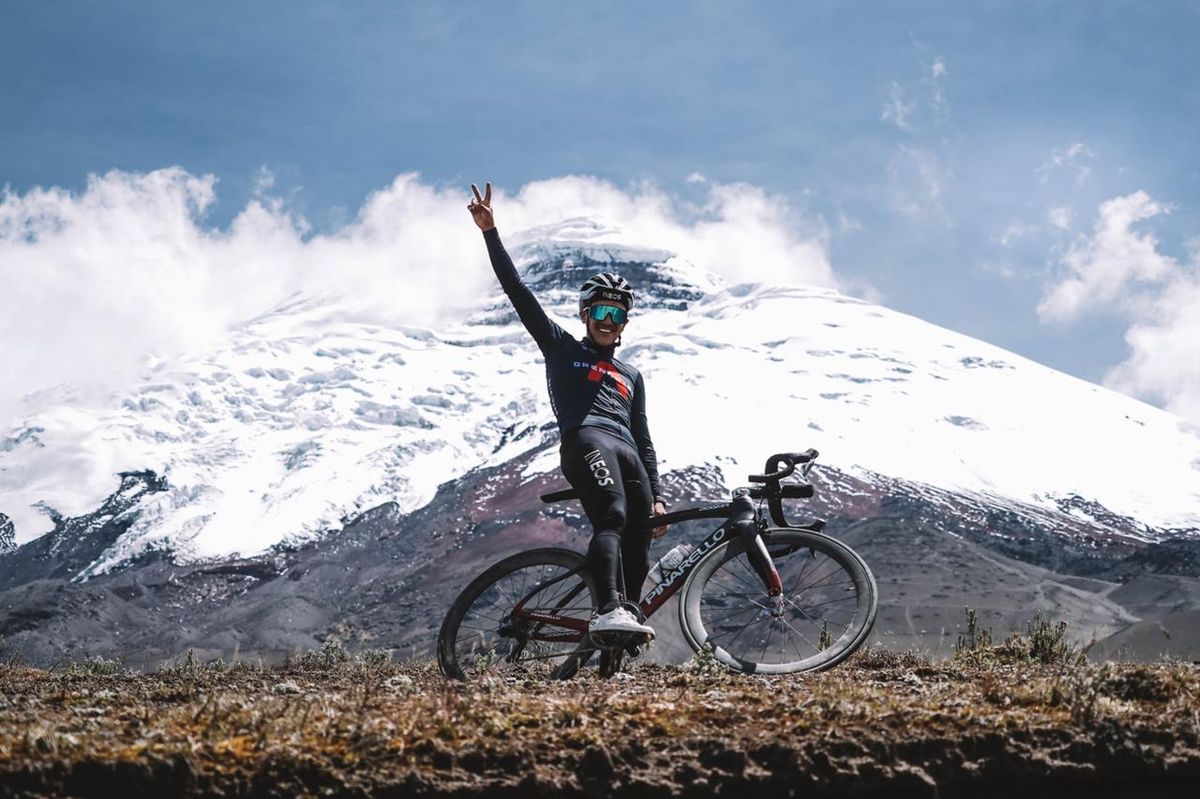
[729, 493, 783, 598]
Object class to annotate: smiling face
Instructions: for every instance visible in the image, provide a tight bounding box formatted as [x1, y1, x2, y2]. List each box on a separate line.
[581, 303, 628, 348]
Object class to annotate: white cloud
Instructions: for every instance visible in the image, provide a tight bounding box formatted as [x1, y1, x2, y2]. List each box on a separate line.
[887, 144, 948, 221]
[1047, 206, 1073, 230]
[0, 169, 836, 429]
[999, 222, 1039, 248]
[881, 82, 915, 131]
[498, 176, 834, 288]
[252, 166, 276, 196]
[1105, 272, 1200, 422]
[882, 55, 950, 132]
[685, 171, 707, 184]
[836, 210, 862, 234]
[1037, 142, 1095, 186]
[928, 58, 950, 125]
[1038, 191, 1174, 322]
[881, 54, 952, 220]
[1038, 190, 1200, 422]
[977, 261, 1018, 279]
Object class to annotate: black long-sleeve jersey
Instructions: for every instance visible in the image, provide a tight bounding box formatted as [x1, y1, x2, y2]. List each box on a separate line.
[483, 227, 662, 500]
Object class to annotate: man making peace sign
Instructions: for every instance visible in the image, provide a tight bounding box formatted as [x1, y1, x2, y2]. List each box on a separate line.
[469, 182, 668, 641]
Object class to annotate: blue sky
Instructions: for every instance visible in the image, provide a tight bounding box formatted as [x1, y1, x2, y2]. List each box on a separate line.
[3, 1, 1199, 416]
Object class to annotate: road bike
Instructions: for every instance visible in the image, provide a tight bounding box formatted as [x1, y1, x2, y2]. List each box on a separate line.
[437, 450, 877, 679]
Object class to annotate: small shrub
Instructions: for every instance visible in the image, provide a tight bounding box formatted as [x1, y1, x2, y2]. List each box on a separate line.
[227, 659, 267, 675]
[356, 648, 392, 668]
[1050, 662, 1112, 724]
[686, 642, 725, 678]
[1, 637, 23, 670]
[299, 641, 349, 671]
[1097, 663, 1183, 703]
[403, 655, 439, 671]
[470, 649, 500, 673]
[158, 650, 229, 677]
[954, 607, 993, 658]
[1025, 614, 1074, 665]
[75, 656, 121, 676]
[851, 645, 930, 671]
[999, 613, 1081, 667]
[385, 674, 415, 693]
[818, 621, 833, 651]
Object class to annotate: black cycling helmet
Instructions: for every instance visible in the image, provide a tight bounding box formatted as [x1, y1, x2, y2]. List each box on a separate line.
[579, 272, 634, 311]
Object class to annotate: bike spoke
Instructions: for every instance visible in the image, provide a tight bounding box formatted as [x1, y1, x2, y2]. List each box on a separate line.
[715, 557, 769, 596]
[491, 574, 519, 611]
[715, 612, 758, 653]
[705, 604, 762, 629]
[784, 624, 808, 661]
[783, 590, 857, 623]
[793, 592, 858, 612]
[784, 548, 818, 597]
[455, 622, 502, 633]
[731, 553, 771, 590]
[709, 563, 756, 596]
[793, 564, 849, 593]
[759, 618, 775, 665]
[700, 604, 768, 623]
[515, 566, 532, 610]
[462, 606, 507, 623]
[776, 614, 820, 653]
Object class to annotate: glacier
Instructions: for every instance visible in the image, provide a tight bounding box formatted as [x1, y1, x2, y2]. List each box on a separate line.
[2, 223, 1198, 575]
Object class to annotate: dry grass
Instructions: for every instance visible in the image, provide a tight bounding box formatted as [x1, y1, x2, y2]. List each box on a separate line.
[0, 644, 1198, 797]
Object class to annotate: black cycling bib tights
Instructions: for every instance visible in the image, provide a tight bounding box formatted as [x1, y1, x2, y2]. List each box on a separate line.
[560, 427, 654, 612]
[485, 227, 661, 611]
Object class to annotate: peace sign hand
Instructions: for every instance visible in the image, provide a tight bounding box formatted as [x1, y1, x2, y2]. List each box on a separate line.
[468, 182, 495, 231]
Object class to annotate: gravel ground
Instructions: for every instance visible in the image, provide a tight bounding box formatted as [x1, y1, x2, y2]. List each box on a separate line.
[0, 646, 1198, 798]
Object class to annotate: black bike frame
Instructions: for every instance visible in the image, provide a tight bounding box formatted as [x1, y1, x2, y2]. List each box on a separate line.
[507, 450, 822, 644]
[633, 503, 742, 619]
[511, 501, 750, 635]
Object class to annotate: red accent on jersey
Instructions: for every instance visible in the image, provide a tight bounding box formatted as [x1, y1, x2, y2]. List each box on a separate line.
[587, 361, 632, 399]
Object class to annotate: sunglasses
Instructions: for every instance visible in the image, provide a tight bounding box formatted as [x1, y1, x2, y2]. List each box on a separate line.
[587, 304, 629, 325]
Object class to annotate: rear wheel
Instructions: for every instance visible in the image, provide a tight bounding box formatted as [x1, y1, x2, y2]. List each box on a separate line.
[437, 548, 599, 680]
[678, 529, 877, 674]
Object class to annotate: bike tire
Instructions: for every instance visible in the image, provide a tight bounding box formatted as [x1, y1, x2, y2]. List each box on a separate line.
[678, 529, 877, 674]
[437, 547, 599, 681]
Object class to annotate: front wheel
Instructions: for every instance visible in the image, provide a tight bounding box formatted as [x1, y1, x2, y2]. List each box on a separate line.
[678, 529, 877, 674]
[438, 548, 599, 681]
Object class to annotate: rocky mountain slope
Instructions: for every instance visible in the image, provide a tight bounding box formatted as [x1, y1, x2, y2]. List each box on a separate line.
[2, 221, 1199, 665]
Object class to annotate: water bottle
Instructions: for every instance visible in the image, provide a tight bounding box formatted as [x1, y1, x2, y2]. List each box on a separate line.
[648, 544, 694, 584]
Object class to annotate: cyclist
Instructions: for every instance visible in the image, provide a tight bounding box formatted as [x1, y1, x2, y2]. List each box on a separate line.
[468, 182, 667, 641]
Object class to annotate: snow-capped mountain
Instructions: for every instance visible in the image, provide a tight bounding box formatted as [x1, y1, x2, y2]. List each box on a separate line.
[2, 219, 1199, 582]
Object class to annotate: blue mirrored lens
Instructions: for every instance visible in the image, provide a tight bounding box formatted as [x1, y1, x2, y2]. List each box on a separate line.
[588, 305, 628, 324]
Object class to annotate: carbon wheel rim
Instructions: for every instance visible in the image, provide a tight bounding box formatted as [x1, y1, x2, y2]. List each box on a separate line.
[680, 531, 876, 674]
[443, 554, 597, 680]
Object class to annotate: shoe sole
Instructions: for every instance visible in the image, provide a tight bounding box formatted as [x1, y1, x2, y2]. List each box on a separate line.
[589, 629, 655, 646]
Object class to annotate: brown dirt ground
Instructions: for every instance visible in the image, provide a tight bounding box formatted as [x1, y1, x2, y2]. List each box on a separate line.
[0, 649, 1197, 798]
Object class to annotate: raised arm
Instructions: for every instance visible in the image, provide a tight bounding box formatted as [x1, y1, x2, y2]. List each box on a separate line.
[469, 182, 566, 353]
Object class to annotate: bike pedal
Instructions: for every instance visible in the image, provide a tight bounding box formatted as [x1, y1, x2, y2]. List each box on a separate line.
[588, 630, 626, 649]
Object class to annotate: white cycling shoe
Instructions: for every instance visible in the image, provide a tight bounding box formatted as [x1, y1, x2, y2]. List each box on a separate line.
[588, 606, 655, 641]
